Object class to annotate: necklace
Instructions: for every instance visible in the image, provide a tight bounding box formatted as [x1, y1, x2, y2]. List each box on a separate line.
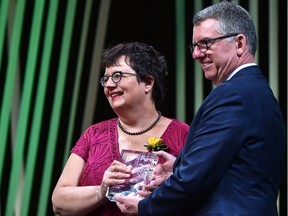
[118, 111, 161, 136]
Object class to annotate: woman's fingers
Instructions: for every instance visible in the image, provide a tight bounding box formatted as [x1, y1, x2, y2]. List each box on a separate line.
[102, 160, 132, 187]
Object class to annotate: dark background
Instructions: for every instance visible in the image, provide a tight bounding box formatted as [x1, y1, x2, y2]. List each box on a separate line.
[0, 0, 286, 215]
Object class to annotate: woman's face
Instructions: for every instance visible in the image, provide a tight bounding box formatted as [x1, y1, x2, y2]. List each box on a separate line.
[192, 19, 239, 85]
[103, 56, 148, 111]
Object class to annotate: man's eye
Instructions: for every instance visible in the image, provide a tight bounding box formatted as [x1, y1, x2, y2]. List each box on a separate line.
[197, 42, 207, 48]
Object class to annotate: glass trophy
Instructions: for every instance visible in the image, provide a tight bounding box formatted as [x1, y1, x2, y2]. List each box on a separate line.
[106, 149, 158, 202]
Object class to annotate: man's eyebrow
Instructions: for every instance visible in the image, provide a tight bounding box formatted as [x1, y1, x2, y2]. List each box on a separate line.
[193, 37, 210, 44]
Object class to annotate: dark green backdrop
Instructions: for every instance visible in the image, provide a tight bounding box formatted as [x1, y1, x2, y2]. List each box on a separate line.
[0, 0, 286, 215]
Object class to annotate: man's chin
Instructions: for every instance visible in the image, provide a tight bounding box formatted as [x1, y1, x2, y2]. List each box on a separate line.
[204, 73, 215, 81]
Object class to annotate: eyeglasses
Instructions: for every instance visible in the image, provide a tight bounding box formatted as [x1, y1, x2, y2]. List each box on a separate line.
[189, 33, 239, 53]
[100, 71, 138, 87]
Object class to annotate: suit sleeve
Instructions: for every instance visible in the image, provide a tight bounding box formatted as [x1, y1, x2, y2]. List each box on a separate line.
[139, 83, 249, 215]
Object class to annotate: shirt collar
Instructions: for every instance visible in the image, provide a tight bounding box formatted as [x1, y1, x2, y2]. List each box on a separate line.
[226, 63, 257, 80]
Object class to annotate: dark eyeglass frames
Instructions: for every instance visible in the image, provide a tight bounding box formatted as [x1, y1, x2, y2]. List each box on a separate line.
[100, 71, 138, 87]
[189, 33, 239, 53]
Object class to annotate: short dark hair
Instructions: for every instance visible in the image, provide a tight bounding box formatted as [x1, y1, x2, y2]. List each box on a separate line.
[102, 42, 168, 108]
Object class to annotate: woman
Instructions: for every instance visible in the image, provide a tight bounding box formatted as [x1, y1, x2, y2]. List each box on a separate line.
[52, 42, 189, 215]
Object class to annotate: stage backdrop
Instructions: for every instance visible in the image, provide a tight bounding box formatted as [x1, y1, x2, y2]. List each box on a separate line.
[0, 0, 286, 215]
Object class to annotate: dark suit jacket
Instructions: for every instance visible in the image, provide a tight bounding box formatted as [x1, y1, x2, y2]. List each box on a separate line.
[139, 66, 286, 216]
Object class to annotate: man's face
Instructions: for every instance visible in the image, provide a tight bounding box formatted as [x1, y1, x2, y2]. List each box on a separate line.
[192, 19, 239, 85]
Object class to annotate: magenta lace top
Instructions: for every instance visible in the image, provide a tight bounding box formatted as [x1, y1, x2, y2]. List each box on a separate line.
[71, 118, 189, 216]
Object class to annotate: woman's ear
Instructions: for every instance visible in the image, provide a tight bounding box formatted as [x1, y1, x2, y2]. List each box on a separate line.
[144, 76, 154, 94]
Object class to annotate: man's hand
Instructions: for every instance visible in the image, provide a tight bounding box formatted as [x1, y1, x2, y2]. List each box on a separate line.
[115, 194, 142, 215]
[142, 150, 175, 192]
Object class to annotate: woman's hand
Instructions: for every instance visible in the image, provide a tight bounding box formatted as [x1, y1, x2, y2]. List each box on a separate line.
[101, 160, 131, 189]
[98, 160, 132, 202]
[103, 160, 132, 185]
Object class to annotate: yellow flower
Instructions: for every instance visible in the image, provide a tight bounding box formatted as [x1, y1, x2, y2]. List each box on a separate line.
[148, 137, 163, 146]
[144, 137, 168, 152]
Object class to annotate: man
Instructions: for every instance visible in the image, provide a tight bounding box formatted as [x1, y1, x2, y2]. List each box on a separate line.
[116, 1, 286, 215]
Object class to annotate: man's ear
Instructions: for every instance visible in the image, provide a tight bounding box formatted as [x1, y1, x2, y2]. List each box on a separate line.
[144, 76, 155, 94]
[236, 34, 247, 56]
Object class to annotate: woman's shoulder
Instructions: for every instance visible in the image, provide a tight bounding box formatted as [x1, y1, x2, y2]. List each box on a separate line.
[166, 118, 190, 131]
[71, 118, 118, 166]
[161, 117, 189, 139]
[161, 118, 189, 156]
[85, 118, 117, 131]
[81, 118, 118, 140]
